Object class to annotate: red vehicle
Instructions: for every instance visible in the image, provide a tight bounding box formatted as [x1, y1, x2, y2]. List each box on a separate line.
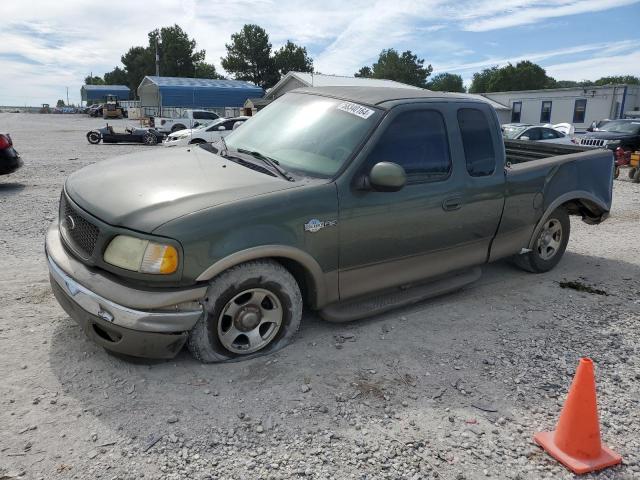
[0, 133, 22, 175]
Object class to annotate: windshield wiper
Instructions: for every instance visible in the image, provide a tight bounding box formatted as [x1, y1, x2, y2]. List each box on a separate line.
[236, 148, 294, 181]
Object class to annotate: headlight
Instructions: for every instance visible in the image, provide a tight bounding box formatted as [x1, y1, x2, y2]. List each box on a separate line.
[104, 235, 179, 274]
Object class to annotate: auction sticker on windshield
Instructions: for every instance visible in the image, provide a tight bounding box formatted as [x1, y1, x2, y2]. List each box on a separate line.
[337, 102, 375, 119]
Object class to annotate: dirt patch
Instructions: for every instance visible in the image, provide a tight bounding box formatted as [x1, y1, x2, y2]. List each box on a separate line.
[559, 280, 609, 296]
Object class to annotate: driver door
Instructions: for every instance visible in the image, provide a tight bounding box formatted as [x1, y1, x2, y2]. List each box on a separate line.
[337, 105, 467, 299]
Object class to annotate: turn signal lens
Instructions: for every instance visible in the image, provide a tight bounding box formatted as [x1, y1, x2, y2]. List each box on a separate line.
[140, 243, 178, 274]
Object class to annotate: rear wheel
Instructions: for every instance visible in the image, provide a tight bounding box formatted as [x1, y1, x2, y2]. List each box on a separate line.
[187, 260, 302, 363]
[513, 207, 570, 273]
[87, 131, 101, 144]
[143, 133, 157, 145]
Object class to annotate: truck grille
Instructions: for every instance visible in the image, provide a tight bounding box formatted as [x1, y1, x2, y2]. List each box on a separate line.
[579, 138, 606, 147]
[60, 194, 100, 258]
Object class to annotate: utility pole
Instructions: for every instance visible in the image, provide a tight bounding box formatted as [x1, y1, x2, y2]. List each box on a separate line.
[155, 36, 160, 77]
[66, 87, 69, 106]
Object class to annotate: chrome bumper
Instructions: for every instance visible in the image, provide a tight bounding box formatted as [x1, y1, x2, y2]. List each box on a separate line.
[47, 255, 203, 332]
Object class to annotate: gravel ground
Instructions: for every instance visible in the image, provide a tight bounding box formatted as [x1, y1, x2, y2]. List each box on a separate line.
[0, 113, 638, 480]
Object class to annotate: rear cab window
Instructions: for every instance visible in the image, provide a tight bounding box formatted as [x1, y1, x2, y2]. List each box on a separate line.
[457, 108, 496, 177]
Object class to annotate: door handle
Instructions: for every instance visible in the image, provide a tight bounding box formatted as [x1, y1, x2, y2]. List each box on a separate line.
[442, 197, 463, 211]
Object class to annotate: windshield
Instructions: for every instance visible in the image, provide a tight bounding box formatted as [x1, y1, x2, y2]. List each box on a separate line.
[597, 120, 640, 134]
[224, 93, 382, 177]
[502, 125, 528, 139]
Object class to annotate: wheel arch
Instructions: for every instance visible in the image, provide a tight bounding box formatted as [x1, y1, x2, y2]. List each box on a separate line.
[527, 191, 609, 249]
[195, 246, 331, 309]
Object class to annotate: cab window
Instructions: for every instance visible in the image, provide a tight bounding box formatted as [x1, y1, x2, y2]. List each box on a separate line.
[366, 110, 451, 182]
[458, 108, 496, 177]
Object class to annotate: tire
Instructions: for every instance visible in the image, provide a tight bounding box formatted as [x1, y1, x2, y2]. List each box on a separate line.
[143, 133, 158, 145]
[87, 131, 101, 144]
[171, 124, 186, 133]
[633, 168, 640, 184]
[187, 260, 303, 363]
[513, 207, 570, 273]
[627, 168, 636, 179]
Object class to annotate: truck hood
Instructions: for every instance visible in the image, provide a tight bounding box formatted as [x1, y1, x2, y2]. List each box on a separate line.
[66, 146, 301, 232]
[583, 131, 636, 141]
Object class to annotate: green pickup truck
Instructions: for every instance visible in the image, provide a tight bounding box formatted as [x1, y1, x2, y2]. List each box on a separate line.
[46, 87, 614, 362]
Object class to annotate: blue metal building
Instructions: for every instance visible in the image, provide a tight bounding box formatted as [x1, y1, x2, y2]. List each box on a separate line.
[81, 85, 131, 104]
[137, 76, 263, 111]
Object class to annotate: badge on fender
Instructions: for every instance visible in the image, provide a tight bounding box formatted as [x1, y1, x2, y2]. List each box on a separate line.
[304, 218, 338, 233]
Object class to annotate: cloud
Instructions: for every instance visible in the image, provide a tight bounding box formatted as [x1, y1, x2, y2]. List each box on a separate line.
[0, 0, 638, 105]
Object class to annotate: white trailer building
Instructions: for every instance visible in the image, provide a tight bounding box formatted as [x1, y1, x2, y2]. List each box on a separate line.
[483, 84, 640, 130]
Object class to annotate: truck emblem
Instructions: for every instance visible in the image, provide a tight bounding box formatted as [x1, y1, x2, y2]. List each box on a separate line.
[304, 219, 337, 233]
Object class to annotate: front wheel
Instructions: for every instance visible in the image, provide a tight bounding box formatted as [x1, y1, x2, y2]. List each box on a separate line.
[187, 260, 303, 363]
[87, 131, 101, 144]
[513, 207, 570, 273]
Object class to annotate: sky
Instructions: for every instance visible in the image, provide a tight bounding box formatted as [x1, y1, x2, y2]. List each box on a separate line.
[1, 0, 639, 106]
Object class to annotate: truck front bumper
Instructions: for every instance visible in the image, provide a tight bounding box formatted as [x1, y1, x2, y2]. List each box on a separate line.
[46, 223, 206, 359]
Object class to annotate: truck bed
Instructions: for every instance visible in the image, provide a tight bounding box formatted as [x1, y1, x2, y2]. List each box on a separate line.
[504, 138, 590, 165]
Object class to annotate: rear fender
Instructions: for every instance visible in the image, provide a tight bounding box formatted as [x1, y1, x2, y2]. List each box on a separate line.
[527, 191, 610, 249]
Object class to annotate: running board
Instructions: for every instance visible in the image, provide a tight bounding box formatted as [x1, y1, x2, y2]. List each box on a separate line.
[319, 267, 482, 323]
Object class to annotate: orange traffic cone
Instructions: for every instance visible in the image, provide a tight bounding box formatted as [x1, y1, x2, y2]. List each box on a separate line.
[534, 358, 622, 474]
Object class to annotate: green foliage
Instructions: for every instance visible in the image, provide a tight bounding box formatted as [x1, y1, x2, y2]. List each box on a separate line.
[427, 73, 465, 92]
[354, 66, 373, 78]
[194, 62, 225, 79]
[357, 49, 432, 88]
[273, 41, 313, 77]
[103, 66, 128, 85]
[221, 24, 279, 89]
[101, 24, 213, 91]
[593, 75, 640, 86]
[84, 75, 104, 85]
[56, 99, 65, 107]
[469, 61, 553, 93]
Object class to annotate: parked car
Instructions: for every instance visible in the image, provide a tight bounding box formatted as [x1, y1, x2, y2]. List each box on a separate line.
[151, 109, 220, 134]
[86, 124, 163, 145]
[88, 104, 104, 117]
[578, 119, 640, 178]
[164, 116, 249, 147]
[502, 123, 575, 144]
[578, 119, 640, 151]
[47, 87, 613, 362]
[0, 133, 22, 175]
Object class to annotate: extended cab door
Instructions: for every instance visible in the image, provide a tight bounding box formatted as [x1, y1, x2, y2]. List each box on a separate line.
[336, 102, 505, 300]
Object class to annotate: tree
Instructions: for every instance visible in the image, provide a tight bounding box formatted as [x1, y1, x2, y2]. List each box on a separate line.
[103, 66, 128, 85]
[101, 24, 212, 91]
[355, 66, 373, 78]
[593, 75, 640, 86]
[56, 99, 65, 107]
[469, 61, 554, 92]
[356, 49, 432, 88]
[273, 41, 313, 77]
[84, 75, 104, 85]
[427, 73, 465, 92]
[194, 62, 225, 79]
[221, 24, 279, 89]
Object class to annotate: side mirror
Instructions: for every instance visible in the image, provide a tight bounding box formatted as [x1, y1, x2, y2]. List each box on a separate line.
[218, 125, 226, 131]
[367, 162, 407, 192]
[520, 135, 530, 141]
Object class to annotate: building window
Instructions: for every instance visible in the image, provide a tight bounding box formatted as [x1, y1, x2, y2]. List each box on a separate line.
[573, 99, 587, 123]
[511, 102, 522, 123]
[540, 101, 552, 123]
[458, 108, 496, 177]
